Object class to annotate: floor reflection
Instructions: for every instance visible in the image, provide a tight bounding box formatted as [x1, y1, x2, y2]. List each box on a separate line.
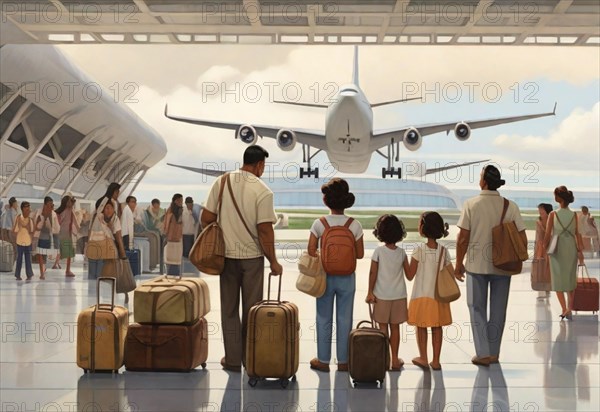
[470, 364, 509, 412]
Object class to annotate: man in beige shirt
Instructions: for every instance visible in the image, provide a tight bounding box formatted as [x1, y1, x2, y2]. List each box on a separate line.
[201, 145, 282, 372]
[455, 165, 527, 367]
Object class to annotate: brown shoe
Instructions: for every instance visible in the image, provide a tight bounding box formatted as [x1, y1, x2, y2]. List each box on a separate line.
[337, 363, 348, 372]
[310, 358, 330, 372]
[220, 357, 241, 372]
[471, 356, 491, 367]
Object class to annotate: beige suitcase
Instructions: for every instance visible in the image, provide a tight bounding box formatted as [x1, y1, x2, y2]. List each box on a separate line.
[77, 277, 129, 372]
[246, 274, 299, 388]
[133, 275, 210, 324]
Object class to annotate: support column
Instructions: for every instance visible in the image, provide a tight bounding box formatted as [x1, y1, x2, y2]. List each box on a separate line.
[0, 100, 32, 146]
[62, 138, 115, 196]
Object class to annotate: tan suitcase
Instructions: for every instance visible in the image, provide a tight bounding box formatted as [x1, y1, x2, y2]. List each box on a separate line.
[134, 275, 210, 324]
[246, 274, 299, 388]
[77, 277, 129, 372]
[124, 317, 208, 372]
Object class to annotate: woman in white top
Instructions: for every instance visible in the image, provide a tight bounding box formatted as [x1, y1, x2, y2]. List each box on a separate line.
[406, 212, 455, 371]
[307, 178, 364, 373]
[366, 214, 410, 371]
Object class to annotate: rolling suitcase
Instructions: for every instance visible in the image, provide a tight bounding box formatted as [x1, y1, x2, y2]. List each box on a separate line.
[573, 265, 599, 313]
[0, 240, 15, 272]
[348, 305, 389, 387]
[124, 317, 208, 372]
[77, 277, 129, 372]
[126, 249, 141, 276]
[134, 275, 210, 324]
[246, 274, 299, 388]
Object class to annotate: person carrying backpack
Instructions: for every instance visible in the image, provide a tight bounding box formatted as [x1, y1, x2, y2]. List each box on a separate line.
[307, 178, 364, 373]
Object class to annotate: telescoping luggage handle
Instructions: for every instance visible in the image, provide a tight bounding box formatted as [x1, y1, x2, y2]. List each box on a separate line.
[356, 303, 378, 329]
[578, 264, 593, 284]
[96, 277, 116, 312]
[267, 272, 282, 303]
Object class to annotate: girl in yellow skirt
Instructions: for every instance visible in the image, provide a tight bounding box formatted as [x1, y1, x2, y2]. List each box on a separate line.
[406, 211, 454, 371]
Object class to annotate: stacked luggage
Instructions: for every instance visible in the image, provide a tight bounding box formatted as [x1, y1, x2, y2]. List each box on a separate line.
[246, 274, 299, 388]
[124, 275, 210, 371]
[77, 278, 129, 373]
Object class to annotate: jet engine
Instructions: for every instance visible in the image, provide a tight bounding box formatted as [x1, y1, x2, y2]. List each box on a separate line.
[236, 125, 258, 145]
[403, 127, 422, 151]
[276, 129, 297, 151]
[454, 122, 471, 141]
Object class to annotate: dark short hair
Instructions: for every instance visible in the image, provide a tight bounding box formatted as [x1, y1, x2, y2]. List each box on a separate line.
[483, 165, 505, 191]
[151, 198, 160, 206]
[554, 186, 574, 205]
[538, 203, 553, 215]
[20, 201, 30, 211]
[582, 206, 589, 213]
[421, 211, 449, 240]
[126, 196, 137, 204]
[185, 196, 193, 204]
[243, 145, 269, 165]
[9, 197, 17, 206]
[373, 214, 406, 244]
[43, 196, 53, 205]
[321, 178, 355, 210]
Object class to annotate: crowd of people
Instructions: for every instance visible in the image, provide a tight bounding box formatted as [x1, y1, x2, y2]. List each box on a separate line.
[1, 144, 597, 373]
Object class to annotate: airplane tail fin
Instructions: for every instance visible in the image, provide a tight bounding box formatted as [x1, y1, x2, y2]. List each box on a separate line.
[352, 45, 359, 86]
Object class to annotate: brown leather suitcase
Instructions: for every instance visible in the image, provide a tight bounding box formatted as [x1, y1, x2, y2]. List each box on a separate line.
[124, 317, 208, 372]
[348, 307, 389, 387]
[573, 265, 599, 313]
[134, 275, 210, 325]
[246, 275, 299, 388]
[77, 277, 129, 372]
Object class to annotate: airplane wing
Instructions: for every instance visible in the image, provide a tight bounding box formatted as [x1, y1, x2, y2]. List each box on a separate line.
[423, 159, 490, 175]
[370, 104, 556, 150]
[164, 105, 328, 151]
[167, 163, 227, 177]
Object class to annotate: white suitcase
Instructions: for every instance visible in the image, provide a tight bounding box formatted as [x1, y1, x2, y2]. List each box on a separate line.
[0, 240, 15, 272]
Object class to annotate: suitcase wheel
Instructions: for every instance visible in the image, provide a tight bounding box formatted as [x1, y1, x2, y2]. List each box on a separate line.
[82, 369, 88, 374]
[248, 377, 258, 387]
[201, 363, 207, 369]
[279, 379, 289, 389]
[291, 375, 297, 382]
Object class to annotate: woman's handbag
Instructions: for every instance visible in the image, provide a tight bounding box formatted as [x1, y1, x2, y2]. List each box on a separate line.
[85, 214, 118, 260]
[434, 246, 461, 303]
[102, 259, 136, 294]
[531, 257, 551, 291]
[296, 251, 326, 298]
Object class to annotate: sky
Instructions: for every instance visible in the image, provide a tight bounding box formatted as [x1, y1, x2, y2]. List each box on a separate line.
[58, 44, 600, 203]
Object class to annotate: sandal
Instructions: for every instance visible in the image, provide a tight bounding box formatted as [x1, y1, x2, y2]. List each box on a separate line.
[65, 272, 75, 278]
[429, 362, 442, 370]
[412, 357, 430, 370]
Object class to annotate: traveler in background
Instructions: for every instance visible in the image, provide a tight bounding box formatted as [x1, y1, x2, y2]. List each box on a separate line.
[96, 182, 122, 216]
[145, 198, 165, 234]
[13, 201, 35, 281]
[33, 197, 60, 280]
[455, 165, 527, 366]
[121, 196, 137, 251]
[365, 214, 409, 371]
[163, 194, 184, 275]
[533, 203, 553, 300]
[182, 196, 199, 258]
[544, 186, 585, 320]
[202, 145, 281, 372]
[1, 197, 18, 254]
[307, 178, 364, 373]
[578, 206, 599, 256]
[88, 197, 127, 279]
[54, 195, 79, 277]
[406, 212, 454, 371]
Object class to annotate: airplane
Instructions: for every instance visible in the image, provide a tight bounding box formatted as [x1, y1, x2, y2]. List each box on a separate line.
[164, 46, 556, 179]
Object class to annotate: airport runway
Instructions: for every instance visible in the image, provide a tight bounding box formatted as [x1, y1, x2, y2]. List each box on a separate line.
[1, 247, 598, 412]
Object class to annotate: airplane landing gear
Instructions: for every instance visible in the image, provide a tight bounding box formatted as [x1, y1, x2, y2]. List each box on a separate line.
[382, 167, 401, 179]
[378, 138, 402, 179]
[300, 144, 321, 179]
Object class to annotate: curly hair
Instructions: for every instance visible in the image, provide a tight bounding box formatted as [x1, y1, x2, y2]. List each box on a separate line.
[373, 214, 406, 244]
[554, 185, 574, 205]
[321, 178, 355, 210]
[420, 211, 449, 240]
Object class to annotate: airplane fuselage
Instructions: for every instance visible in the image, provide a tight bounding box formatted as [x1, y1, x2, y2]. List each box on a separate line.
[325, 84, 373, 173]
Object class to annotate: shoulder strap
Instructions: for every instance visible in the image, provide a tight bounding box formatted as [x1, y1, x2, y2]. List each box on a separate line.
[226, 174, 259, 242]
[215, 173, 228, 223]
[320, 216, 330, 229]
[344, 217, 354, 229]
[499, 198, 509, 224]
[437, 245, 446, 273]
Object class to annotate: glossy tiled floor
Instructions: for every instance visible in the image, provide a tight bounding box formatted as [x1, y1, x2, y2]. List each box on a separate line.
[1, 245, 598, 412]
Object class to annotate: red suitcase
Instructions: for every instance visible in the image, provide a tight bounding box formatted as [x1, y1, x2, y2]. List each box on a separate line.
[573, 265, 599, 313]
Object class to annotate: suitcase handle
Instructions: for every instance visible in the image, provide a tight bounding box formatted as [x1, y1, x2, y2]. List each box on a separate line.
[578, 264, 592, 283]
[163, 274, 183, 282]
[356, 304, 377, 329]
[267, 273, 282, 302]
[96, 277, 116, 312]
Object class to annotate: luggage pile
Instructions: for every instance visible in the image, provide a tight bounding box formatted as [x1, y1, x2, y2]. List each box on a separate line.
[124, 275, 211, 371]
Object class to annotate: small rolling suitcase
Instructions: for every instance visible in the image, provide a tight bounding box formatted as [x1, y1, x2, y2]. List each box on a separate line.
[246, 274, 299, 388]
[573, 265, 599, 313]
[77, 277, 129, 372]
[124, 317, 208, 372]
[134, 275, 210, 324]
[348, 305, 389, 388]
[126, 249, 141, 276]
[0, 240, 15, 272]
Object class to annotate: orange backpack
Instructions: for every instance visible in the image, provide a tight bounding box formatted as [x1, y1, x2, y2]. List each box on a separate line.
[320, 217, 357, 275]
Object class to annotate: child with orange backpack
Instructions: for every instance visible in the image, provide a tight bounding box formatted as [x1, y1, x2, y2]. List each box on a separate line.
[307, 178, 364, 373]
